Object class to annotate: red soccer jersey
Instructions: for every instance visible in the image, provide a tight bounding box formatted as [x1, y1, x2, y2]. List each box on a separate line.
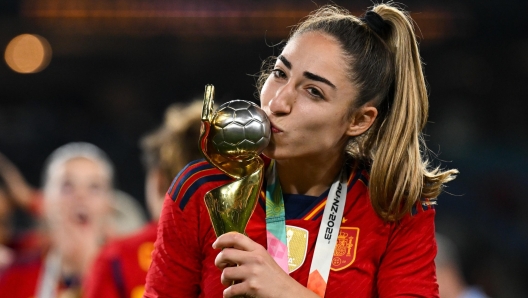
[83, 221, 158, 298]
[0, 250, 82, 298]
[0, 252, 42, 298]
[145, 159, 439, 298]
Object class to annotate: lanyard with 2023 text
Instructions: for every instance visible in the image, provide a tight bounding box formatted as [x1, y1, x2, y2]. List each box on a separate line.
[265, 160, 348, 297]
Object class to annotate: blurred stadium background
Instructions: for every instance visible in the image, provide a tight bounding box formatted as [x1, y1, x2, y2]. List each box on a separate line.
[1, 0, 527, 297]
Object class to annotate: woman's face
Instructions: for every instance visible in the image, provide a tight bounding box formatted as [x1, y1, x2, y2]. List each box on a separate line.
[44, 157, 111, 234]
[260, 32, 360, 161]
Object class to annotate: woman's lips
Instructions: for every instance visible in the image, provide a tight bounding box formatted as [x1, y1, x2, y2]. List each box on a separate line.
[270, 122, 283, 133]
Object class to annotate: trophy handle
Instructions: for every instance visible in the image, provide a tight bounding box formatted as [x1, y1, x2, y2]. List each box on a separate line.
[201, 84, 215, 123]
[199, 85, 262, 180]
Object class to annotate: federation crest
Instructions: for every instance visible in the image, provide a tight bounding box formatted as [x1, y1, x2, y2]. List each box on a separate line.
[331, 227, 359, 271]
[286, 225, 308, 273]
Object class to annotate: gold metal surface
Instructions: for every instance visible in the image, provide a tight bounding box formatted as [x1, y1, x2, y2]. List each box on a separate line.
[204, 161, 263, 235]
[200, 84, 264, 235]
[200, 84, 266, 297]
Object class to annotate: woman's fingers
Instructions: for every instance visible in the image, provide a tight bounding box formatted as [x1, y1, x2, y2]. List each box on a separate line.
[215, 247, 239, 269]
[214, 232, 295, 297]
[214, 233, 268, 271]
[212, 232, 257, 251]
[219, 265, 249, 286]
[223, 281, 251, 298]
[215, 246, 264, 270]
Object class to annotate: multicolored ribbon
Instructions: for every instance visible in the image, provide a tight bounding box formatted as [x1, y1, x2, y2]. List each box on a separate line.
[265, 160, 348, 297]
[265, 160, 289, 273]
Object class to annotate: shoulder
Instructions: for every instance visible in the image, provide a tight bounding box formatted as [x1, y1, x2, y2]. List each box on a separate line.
[167, 159, 232, 211]
[4, 250, 42, 269]
[393, 199, 436, 239]
[411, 198, 436, 216]
[347, 163, 436, 219]
[0, 252, 41, 285]
[343, 166, 370, 200]
[101, 222, 158, 257]
[348, 166, 370, 188]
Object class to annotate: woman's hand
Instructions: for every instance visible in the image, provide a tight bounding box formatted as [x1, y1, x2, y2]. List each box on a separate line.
[0, 152, 36, 210]
[213, 232, 319, 298]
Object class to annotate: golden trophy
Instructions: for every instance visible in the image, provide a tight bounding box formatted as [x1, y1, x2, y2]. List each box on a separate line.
[199, 84, 270, 237]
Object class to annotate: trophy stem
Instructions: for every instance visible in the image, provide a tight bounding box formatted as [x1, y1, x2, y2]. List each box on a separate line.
[204, 159, 264, 237]
[204, 160, 264, 298]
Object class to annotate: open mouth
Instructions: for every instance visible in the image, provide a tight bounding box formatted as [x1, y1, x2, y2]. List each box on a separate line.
[73, 210, 90, 225]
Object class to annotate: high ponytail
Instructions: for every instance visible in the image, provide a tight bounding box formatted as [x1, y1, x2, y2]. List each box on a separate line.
[368, 4, 457, 221]
[258, 3, 458, 221]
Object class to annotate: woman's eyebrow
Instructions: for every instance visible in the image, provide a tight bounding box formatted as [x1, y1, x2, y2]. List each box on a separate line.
[304, 72, 337, 89]
[278, 55, 292, 69]
[278, 54, 336, 89]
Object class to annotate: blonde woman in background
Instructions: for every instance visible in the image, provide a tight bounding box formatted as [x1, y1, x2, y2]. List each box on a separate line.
[83, 101, 204, 298]
[0, 142, 114, 298]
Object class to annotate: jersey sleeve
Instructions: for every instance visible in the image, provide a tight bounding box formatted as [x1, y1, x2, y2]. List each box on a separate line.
[144, 160, 230, 298]
[82, 245, 122, 298]
[376, 202, 439, 298]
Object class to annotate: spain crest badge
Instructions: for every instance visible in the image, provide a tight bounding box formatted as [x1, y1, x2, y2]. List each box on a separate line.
[331, 227, 359, 271]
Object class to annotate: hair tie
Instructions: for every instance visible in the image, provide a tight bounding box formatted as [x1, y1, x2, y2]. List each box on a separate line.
[361, 11, 391, 38]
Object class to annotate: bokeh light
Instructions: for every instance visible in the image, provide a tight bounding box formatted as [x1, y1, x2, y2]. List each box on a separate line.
[4, 34, 52, 74]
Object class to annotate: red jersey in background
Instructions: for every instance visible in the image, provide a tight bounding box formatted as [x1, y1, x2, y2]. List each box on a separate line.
[83, 222, 158, 298]
[0, 249, 82, 298]
[0, 252, 42, 298]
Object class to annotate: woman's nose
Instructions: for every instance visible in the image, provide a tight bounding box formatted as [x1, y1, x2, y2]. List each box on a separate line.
[269, 83, 295, 115]
[72, 186, 92, 202]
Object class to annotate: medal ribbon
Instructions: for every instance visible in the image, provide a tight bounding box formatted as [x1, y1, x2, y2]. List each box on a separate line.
[265, 160, 289, 273]
[306, 169, 348, 297]
[35, 249, 61, 298]
[265, 160, 348, 297]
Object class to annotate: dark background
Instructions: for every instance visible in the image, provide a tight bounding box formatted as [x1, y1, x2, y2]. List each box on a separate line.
[1, 1, 527, 297]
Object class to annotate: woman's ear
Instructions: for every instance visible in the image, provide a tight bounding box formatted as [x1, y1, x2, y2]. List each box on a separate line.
[346, 105, 378, 137]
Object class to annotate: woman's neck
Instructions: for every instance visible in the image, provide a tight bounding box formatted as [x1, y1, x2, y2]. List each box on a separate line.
[275, 154, 345, 196]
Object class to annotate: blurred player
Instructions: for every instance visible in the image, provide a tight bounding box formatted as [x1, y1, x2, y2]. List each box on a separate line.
[83, 101, 203, 298]
[435, 233, 490, 298]
[0, 142, 114, 298]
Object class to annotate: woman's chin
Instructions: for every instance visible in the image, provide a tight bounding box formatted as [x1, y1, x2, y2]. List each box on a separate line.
[262, 144, 278, 159]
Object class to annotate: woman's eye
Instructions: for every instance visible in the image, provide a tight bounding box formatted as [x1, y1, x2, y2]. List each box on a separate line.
[61, 181, 74, 195]
[307, 87, 323, 99]
[89, 183, 105, 195]
[271, 69, 286, 79]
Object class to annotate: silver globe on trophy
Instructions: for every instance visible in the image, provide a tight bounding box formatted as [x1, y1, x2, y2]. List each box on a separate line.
[199, 84, 270, 237]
